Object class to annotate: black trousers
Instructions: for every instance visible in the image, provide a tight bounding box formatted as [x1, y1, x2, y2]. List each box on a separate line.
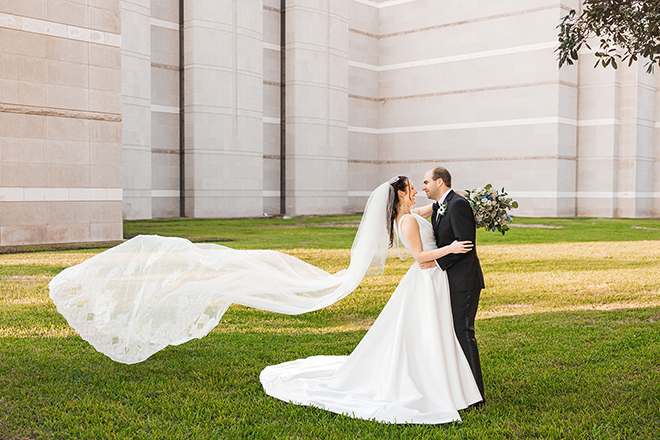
[450, 287, 484, 399]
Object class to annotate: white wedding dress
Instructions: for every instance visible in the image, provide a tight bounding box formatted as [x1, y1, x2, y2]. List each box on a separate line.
[48, 182, 480, 424]
[260, 213, 482, 424]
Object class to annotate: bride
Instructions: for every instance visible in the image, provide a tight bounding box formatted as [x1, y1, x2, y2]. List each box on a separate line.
[260, 176, 482, 423]
[49, 176, 482, 424]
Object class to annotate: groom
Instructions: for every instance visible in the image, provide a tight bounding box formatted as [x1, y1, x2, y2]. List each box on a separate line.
[420, 166, 485, 402]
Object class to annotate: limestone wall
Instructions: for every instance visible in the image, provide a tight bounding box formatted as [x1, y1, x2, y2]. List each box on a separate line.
[0, 0, 123, 245]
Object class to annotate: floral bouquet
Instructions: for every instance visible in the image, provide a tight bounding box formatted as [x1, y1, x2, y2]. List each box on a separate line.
[465, 184, 518, 235]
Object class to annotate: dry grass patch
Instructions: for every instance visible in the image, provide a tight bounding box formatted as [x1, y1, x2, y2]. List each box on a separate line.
[478, 241, 660, 318]
[1, 242, 659, 336]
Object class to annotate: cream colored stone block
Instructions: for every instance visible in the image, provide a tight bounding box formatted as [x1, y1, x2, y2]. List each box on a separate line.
[0, 113, 46, 139]
[151, 112, 179, 150]
[0, 201, 48, 226]
[151, 197, 180, 218]
[1, 138, 46, 163]
[0, 163, 47, 187]
[89, 89, 122, 114]
[0, 28, 45, 58]
[262, 121, 280, 156]
[0, 53, 46, 82]
[47, 223, 91, 244]
[0, 79, 46, 107]
[90, 165, 121, 187]
[46, 140, 89, 164]
[46, 37, 88, 64]
[91, 142, 121, 165]
[46, 59, 89, 87]
[151, 0, 178, 23]
[90, 65, 121, 92]
[151, 151, 179, 191]
[577, 158, 617, 193]
[1, 225, 48, 246]
[348, 131, 377, 161]
[90, 222, 122, 241]
[151, 67, 179, 107]
[263, 83, 281, 119]
[90, 6, 120, 33]
[46, 84, 89, 110]
[185, 0, 231, 25]
[263, 8, 280, 45]
[348, 0, 378, 36]
[151, 25, 179, 66]
[577, 125, 618, 158]
[47, 117, 88, 141]
[0, 0, 46, 19]
[263, 48, 281, 83]
[90, 44, 120, 68]
[89, 201, 122, 223]
[46, 0, 88, 27]
[47, 201, 90, 224]
[90, 0, 120, 14]
[90, 120, 121, 142]
[47, 163, 90, 187]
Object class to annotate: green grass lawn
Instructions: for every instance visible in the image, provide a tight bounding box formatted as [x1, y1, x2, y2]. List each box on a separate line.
[1, 217, 659, 439]
[122, 216, 660, 249]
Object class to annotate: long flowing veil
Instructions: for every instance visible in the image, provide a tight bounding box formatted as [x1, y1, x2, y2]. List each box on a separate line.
[49, 183, 393, 364]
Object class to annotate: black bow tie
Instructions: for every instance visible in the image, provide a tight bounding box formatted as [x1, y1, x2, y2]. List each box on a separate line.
[432, 201, 440, 211]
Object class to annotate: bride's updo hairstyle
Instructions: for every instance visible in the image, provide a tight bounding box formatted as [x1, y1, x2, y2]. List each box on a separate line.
[387, 175, 410, 247]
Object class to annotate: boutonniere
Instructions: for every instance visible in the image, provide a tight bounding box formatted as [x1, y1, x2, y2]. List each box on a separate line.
[438, 202, 447, 216]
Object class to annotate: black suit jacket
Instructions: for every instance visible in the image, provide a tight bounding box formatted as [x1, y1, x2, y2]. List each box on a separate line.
[433, 191, 485, 292]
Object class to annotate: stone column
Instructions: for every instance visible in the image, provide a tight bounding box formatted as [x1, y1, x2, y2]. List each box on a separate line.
[576, 58, 620, 217]
[150, 0, 181, 218]
[576, 59, 657, 218]
[347, 0, 379, 213]
[121, 0, 153, 219]
[285, 0, 349, 215]
[614, 63, 655, 217]
[655, 72, 660, 217]
[183, 0, 264, 218]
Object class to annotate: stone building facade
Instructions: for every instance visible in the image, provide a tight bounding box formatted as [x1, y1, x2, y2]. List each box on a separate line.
[1, 0, 659, 245]
[0, 0, 123, 246]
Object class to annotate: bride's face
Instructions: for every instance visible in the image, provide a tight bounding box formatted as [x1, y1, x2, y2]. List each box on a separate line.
[399, 181, 417, 208]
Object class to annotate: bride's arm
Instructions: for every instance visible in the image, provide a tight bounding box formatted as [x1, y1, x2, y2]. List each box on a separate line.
[399, 216, 472, 263]
[411, 203, 434, 219]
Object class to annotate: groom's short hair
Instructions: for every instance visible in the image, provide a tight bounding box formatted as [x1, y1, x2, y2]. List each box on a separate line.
[432, 167, 452, 188]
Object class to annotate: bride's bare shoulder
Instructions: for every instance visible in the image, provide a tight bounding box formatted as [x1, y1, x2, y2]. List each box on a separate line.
[398, 214, 419, 231]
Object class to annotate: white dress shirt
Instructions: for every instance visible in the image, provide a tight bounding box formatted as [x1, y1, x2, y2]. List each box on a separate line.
[435, 188, 453, 222]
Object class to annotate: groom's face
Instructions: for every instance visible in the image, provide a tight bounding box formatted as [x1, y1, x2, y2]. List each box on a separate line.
[422, 170, 442, 201]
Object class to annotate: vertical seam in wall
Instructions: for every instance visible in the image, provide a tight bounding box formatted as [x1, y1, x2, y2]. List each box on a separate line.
[376, 3, 382, 172]
[633, 65, 640, 213]
[280, 0, 286, 215]
[87, 1, 92, 227]
[233, 0, 238, 155]
[326, 2, 330, 165]
[574, 49, 580, 217]
[179, 0, 185, 217]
